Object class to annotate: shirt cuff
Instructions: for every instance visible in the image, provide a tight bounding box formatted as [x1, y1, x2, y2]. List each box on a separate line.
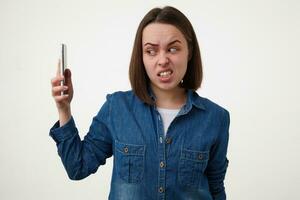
[49, 116, 77, 143]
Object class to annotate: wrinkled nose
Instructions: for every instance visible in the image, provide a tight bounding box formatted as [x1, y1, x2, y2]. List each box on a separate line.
[158, 53, 169, 67]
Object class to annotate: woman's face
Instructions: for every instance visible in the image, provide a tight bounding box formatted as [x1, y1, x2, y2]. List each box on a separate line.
[142, 23, 189, 93]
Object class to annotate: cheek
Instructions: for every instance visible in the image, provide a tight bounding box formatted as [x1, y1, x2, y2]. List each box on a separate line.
[177, 65, 188, 78]
[174, 56, 188, 71]
[144, 66, 152, 78]
[143, 58, 156, 76]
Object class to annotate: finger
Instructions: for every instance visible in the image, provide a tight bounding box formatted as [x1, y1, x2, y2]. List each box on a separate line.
[51, 76, 65, 87]
[64, 69, 73, 88]
[52, 85, 68, 96]
[56, 59, 61, 76]
[64, 68, 70, 79]
[54, 94, 69, 102]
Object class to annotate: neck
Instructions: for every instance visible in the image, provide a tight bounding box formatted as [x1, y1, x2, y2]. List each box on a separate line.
[151, 85, 187, 109]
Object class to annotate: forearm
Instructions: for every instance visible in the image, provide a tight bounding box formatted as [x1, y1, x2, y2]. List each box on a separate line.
[57, 133, 101, 180]
[58, 107, 71, 127]
[50, 114, 113, 181]
[207, 159, 228, 200]
[208, 109, 230, 200]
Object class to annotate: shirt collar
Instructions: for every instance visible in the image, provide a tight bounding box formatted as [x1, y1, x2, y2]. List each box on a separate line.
[186, 89, 206, 111]
[147, 86, 206, 111]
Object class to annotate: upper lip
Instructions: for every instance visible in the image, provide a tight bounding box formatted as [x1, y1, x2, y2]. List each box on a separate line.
[157, 68, 173, 76]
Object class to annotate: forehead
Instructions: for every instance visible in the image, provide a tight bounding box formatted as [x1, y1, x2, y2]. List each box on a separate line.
[142, 23, 186, 45]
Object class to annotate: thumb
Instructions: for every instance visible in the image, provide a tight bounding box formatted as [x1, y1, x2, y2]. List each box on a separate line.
[64, 68, 73, 88]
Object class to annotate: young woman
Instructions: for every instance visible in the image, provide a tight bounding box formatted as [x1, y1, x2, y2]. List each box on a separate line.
[50, 6, 230, 200]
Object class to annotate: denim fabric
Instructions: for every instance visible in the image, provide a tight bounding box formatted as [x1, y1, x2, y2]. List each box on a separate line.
[49, 89, 230, 200]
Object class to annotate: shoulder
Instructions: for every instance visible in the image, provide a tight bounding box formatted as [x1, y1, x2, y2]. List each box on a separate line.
[104, 90, 143, 107]
[105, 90, 135, 101]
[193, 91, 230, 124]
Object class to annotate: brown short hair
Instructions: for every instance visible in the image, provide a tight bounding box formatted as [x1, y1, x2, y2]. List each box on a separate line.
[129, 6, 203, 105]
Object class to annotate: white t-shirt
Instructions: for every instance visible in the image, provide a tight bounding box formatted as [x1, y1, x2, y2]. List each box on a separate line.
[157, 107, 180, 137]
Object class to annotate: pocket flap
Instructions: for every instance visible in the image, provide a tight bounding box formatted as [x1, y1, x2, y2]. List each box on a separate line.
[181, 148, 209, 162]
[115, 140, 145, 155]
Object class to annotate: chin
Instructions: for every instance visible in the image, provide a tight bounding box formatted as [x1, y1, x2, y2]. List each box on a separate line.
[153, 82, 180, 91]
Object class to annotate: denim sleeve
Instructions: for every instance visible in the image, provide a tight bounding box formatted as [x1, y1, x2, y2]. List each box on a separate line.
[206, 109, 230, 200]
[49, 95, 113, 180]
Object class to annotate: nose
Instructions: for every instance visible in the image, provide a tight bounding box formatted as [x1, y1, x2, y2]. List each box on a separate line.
[158, 52, 169, 67]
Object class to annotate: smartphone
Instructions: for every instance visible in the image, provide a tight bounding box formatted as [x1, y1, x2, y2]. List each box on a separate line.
[60, 43, 67, 95]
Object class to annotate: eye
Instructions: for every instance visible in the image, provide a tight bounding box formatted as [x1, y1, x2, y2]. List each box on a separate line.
[146, 49, 156, 56]
[169, 47, 178, 53]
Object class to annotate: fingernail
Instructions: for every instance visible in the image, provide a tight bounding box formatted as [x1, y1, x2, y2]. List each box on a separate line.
[63, 86, 68, 90]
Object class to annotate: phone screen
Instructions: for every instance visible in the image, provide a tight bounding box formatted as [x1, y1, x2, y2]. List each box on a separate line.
[60, 43, 67, 95]
[61, 44, 67, 76]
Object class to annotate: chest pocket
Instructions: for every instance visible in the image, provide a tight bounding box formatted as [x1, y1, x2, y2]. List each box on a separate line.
[115, 140, 145, 183]
[178, 148, 209, 188]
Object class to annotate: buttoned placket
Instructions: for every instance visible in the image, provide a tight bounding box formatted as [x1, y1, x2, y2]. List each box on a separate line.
[149, 89, 193, 199]
[154, 105, 189, 200]
[155, 106, 167, 200]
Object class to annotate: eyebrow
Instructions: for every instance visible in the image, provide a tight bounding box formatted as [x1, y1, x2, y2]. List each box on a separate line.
[144, 40, 181, 47]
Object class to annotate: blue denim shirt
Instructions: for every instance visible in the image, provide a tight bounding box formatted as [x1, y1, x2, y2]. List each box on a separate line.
[49, 89, 230, 200]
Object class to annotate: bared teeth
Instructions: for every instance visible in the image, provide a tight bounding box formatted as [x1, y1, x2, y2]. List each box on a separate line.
[159, 70, 172, 77]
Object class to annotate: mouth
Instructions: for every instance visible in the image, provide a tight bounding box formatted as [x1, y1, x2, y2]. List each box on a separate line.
[157, 69, 173, 78]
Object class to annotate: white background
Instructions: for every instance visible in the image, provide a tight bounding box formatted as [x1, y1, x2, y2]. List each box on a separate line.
[0, 0, 299, 199]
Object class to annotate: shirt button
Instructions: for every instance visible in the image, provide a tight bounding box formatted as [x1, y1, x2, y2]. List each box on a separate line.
[165, 137, 172, 144]
[124, 147, 129, 153]
[158, 186, 164, 193]
[198, 153, 203, 160]
[160, 161, 165, 168]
